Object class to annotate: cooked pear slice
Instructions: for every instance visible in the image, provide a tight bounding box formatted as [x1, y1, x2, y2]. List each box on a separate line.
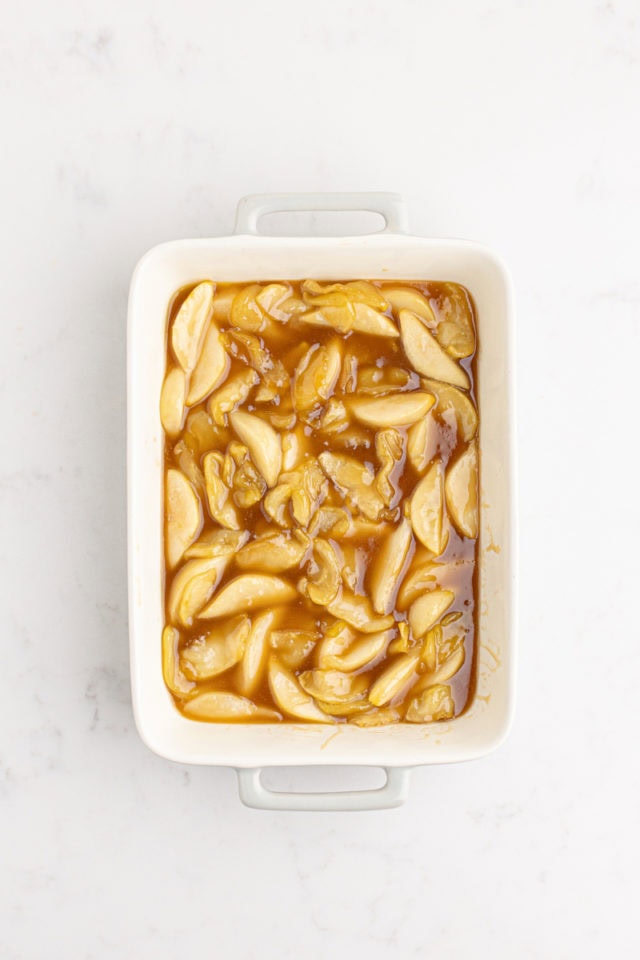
[199, 574, 296, 619]
[229, 410, 282, 488]
[384, 287, 436, 326]
[298, 669, 370, 703]
[186, 322, 229, 405]
[350, 708, 401, 727]
[408, 589, 454, 638]
[350, 391, 434, 428]
[237, 610, 278, 696]
[399, 310, 470, 389]
[369, 519, 413, 615]
[421, 378, 478, 443]
[171, 281, 215, 374]
[183, 691, 281, 722]
[185, 529, 249, 560]
[445, 442, 479, 538]
[167, 554, 231, 627]
[267, 657, 332, 722]
[326, 591, 395, 633]
[406, 411, 438, 474]
[181, 617, 251, 679]
[161, 625, 194, 696]
[320, 629, 393, 672]
[202, 453, 240, 531]
[368, 653, 420, 707]
[409, 460, 448, 555]
[160, 367, 187, 437]
[405, 684, 455, 722]
[236, 532, 309, 573]
[165, 468, 202, 569]
[293, 340, 342, 412]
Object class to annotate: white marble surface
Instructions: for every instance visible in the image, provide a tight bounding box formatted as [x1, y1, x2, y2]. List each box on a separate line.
[1, 0, 639, 956]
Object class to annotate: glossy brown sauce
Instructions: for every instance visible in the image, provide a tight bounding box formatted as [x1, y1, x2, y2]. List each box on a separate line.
[162, 280, 478, 723]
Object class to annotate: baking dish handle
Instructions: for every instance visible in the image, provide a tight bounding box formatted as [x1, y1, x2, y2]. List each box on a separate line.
[236, 766, 411, 811]
[234, 192, 408, 236]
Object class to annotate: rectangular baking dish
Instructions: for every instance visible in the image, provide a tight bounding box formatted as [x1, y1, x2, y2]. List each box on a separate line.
[127, 192, 516, 810]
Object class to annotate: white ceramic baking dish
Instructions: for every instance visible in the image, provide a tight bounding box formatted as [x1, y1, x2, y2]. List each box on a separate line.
[127, 193, 516, 811]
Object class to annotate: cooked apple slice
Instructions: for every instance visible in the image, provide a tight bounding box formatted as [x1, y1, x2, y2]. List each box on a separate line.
[406, 411, 438, 474]
[397, 559, 471, 609]
[181, 617, 251, 679]
[270, 630, 319, 669]
[350, 707, 401, 727]
[405, 684, 455, 722]
[300, 303, 398, 338]
[229, 410, 282, 488]
[186, 322, 229, 405]
[399, 310, 470, 389]
[409, 460, 448, 555]
[211, 285, 239, 323]
[350, 391, 435, 428]
[207, 368, 259, 426]
[436, 283, 476, 358]
[165, 468, 202, 569]
[161, 625, 194, 696]
[236, 531, 309, 573]
[318, 452, 385, 522]
[303, 539, 341, 606]
[230, 283, 266, 332]
[237, 610, 278, 696]
[413, 643, 465, 694]
[256, 283, 292, 318]
[369, 519, 413, 615]
[316, 699, 372, 717]
[199, 574, 296, 619]
[316, 622, 355, 668]
[293, 340, 342, 412]
[421, 378, 478, 442]
[183, 691, 281, 722]
[320, 629, 393, 672]
[445, 442, 479, 539]
[368, 653, 420, 707]
[185, 529, 249, 560]
[384, 286, 436, 326]
[408, 589, 454, 638]
[298, 669, 370, 702]
[267, 657, 332, 722]
[202, 453, 240, 530]
[301, 279, 389, 312]
[326, 591, 395, 633]
[171, 281, 215, 374]
[167, 554, 231, 627]
[160, 366, 187, 438]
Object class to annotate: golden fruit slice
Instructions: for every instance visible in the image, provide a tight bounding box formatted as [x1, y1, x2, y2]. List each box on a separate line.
[369, 519, 413, 615]
[167, 554, 231, 627]
[230, 284, 265, 332]
[256, 283, 292, 318]
[267, 657, 332, 722]
[199, 574, 297, 619]
[202, 453, 240, 530]
[413, 643, 466, 694]
[298, 669, 370, 702]
[160, 367, 187, 438]
[405, 684, 455, 722]
[326, 591, 395, 633]
[421, 378, 478, 443]
[316, 699, 372, 717]
[350, 391, 435, 428]
[165, 468, 202, 569]
[320, 629, 393, 672]
[183, 691, 281, 722]
[162, 625, 194, 696]
[350, 708, 401, 727]
[237, 610, 278, 697]
[185, 529, 249, 559]
[171, 281, 215, 374]
[445, 442, 479, 539]
[211, 286, 238, 323]
[307, 507, 351, 539]
[293, 340, 342, 412]
[368, 653, 420, 707]
[408, 589, 455, 638]
[300, 303, 398, 338]
[270, 630, 319, 669]
[435, 283, 475, 358]
[397, 559, 471, 610]
[301, 279, 389, 312]
[303, 539, 341, 606]
[409, 460, 448, 555]
[208, 368, 259, 426]
[319, 452, 385, 521]
[406, 411, 438, 474]
[186, 322, 229, 405]
[229, 410, 282, 488]
[181, 617, 251, 679]
[236, 532, 309, 573]
[399, 309, 470, 389]
[316, 621, 355, 668]
[384, 287, 436, 326]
